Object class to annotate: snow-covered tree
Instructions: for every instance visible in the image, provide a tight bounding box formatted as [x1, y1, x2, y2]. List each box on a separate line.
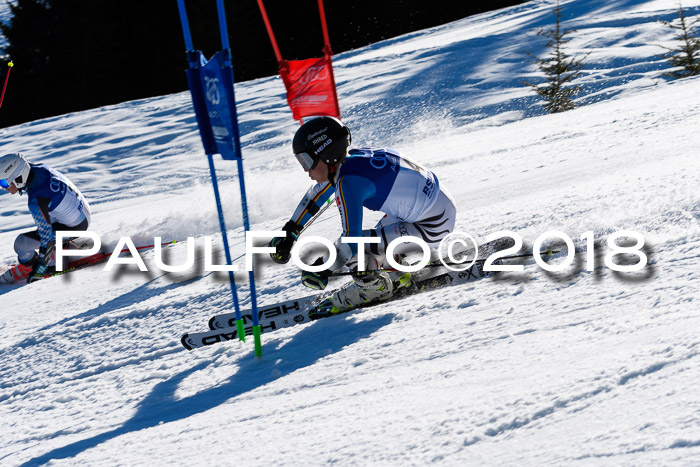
[524, 0, 586, 113]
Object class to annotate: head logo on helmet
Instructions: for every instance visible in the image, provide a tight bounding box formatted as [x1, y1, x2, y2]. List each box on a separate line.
[293, 116, 351, 171]
[0, 153, 31, 190]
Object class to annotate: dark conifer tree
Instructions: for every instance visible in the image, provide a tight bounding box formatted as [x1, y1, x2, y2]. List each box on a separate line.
[524, 0, 586, 113]
[660, 1, 700, 78]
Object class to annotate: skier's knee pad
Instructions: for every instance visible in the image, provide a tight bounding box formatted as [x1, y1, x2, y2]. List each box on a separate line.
[14, 233, 41, 265]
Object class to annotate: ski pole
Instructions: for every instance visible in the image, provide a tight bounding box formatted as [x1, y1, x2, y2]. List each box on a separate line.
[298, 196, 335, 236]
[194, 201, 334, 268]
[0, 61, 13, 109]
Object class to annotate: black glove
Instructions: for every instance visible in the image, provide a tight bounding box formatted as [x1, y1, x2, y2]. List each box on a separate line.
[301, 257, 331, 290]
[269, 221, 301, 264]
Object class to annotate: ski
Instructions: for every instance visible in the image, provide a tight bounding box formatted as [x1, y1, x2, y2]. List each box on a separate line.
[45, 241, 175, 277]
[181, 237, 517, 351]
[181, 292, 330, 350]
[181, 260, 492, 351]
[0, 240, 177, 284]
[207, 236, 512, 331]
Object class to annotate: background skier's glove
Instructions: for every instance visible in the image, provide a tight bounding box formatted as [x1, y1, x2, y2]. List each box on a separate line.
[269, 220, 301, 264]
[28, 241, 55, 283]
[301, 258, 331, 290]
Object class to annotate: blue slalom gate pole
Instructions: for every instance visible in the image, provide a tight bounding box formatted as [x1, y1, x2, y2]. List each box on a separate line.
[217, 0, 230, 50]
[215, 0, 263, 356]
[177, 0, 194, 53]
[206, 152, 244, 331]
[177, 0, 263, 357]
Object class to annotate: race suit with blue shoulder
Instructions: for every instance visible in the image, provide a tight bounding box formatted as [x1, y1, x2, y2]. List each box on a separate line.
[14, 164, 92, 264]
[288, 148, 456, 272]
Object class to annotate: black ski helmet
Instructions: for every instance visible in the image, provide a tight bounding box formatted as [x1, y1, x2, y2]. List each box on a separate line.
[292, 116, 351, 170]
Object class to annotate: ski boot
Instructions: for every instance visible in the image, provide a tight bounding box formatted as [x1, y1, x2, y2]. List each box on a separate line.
[308, 270, 413, 320]
[308, 296, 342, 320]
[0, 263, 34, 284]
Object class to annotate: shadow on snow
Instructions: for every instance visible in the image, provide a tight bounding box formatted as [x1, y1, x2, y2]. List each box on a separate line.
[19, 312, 394, 466]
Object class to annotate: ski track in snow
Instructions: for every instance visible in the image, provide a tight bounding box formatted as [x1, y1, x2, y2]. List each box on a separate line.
[1, 0, 700, 465]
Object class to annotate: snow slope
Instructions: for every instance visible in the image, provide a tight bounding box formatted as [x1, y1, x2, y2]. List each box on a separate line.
[1, 0, 699, 465]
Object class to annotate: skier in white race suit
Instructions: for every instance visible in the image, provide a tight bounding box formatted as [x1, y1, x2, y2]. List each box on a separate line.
[0, 153, 91, 283]
[269, 116, 456, 318]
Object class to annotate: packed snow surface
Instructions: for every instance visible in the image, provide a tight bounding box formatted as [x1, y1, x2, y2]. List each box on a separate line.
[1, 0, 699, 465]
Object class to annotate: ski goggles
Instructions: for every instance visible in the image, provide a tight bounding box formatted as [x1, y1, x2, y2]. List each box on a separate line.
[0, 165, 21, 189]
[294, 152, 319, 171]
